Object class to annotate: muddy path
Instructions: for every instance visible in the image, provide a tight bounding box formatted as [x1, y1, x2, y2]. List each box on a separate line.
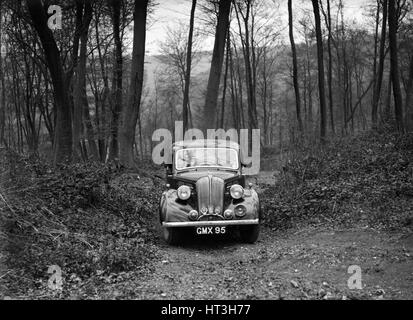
[1, 169, 412, 300]
[109, 170, 413, 300]
[125, 225, 412, 300]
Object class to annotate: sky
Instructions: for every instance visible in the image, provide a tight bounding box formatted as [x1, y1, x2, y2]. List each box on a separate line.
[145, 0, 371, 55]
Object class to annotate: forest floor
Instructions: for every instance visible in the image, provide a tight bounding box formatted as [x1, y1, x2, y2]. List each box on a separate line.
[65, 171, 412, 300]
[128, 224, 413, 300]
[0, 131, 412, 299]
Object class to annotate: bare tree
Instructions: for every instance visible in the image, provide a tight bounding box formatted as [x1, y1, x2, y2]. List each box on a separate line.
[160, 22, 201, 130]
[73, 0, 97, 160]
[183, 0, 197, 132]
[220, 27, 230, 128]
[311, 0, 327, 140]
[388, 0, 404, 131]
[234, 0, 258, 130]
[0, 0, 5, 145]
[372, 0, 388, 129]
[288, 0, 303, 133]
[118, 0, 148, 167]
[320, 0, 335, 133]
[405, 53, 413, 131]
[204, 0, 231, 130]
[108, 0, 123, 160]
[27, 0, 72, 163]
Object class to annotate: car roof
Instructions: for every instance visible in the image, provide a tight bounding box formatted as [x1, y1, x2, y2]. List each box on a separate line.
[173, 139, 240, 150]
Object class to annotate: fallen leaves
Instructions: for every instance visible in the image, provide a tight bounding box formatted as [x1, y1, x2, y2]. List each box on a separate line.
[261, 131, 413, 232]
[0, 153, 161, 297]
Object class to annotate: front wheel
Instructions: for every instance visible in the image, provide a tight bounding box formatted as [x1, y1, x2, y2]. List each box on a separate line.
[163, 227, 180, 245]
[239, 224, 260, 244]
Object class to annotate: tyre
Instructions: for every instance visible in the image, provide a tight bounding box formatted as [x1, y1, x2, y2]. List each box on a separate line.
[163, 227, 180, 245]
[239, 224, 260, 244]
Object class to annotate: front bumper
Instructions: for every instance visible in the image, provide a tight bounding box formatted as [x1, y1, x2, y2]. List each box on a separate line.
[160, 188, 260, 224]
[162, 219, 259, 228]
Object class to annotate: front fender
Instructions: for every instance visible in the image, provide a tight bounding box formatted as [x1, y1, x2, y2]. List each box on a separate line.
[159, 189, 194, 223]
[159, 188, 260, 223]
[227, 188, 260, 220]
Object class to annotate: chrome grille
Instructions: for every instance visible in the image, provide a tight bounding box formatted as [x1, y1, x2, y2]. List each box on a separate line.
[196, 175, 224, 219]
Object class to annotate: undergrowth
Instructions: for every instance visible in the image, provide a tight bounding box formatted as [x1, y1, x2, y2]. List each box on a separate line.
[0, 130, 412, 298]
[261, 131, 413, 231]
[0, 152, 162, 298]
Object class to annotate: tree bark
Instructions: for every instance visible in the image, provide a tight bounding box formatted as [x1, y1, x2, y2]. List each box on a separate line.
[372, 0, 388, 129]
[311, 0, 327, 140]
[94, 15, 109, 161]
[27, 0, 72, 164]
[118, 0, 148, 167]
[326, 0, 334, 134]
[73, 0, 93, 160]
[183, 0, 197, 132]
[371, 0, 380, 128]
[220, 27, 230, 129]
[108, 0, 123, 160]
[405, 53, 413, 131]
[288, 0, 303, 133]
[388, 0, 404, 131]
[203, 0, 231, 130]
[234, 0, 257, 130]
[0, 2, 5, 146]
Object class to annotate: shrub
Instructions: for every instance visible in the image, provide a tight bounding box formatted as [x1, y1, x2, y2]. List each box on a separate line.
[261, 131, 413, 231]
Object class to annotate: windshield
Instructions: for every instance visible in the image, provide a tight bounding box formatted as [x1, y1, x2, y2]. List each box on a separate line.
[175, 148, 239, 170]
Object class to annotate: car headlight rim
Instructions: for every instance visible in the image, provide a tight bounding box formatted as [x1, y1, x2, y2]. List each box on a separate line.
[224, 209, 233, 220]
[177, 185, 191, 200]
[189, 210, 198, 220]
[234, 205, 247, 217]
[230, 184, 244, 199]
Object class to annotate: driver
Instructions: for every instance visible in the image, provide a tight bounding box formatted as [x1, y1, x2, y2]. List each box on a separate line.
[181, 149, 196, 168]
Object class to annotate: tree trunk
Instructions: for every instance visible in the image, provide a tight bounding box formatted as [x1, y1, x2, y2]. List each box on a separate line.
[234, 0, 257, 130]
[288, 0, 303, 133]
[405, 53, 413, 131]
[108, 0, 123, 160]
[203, 0, 231, 130]
[183, 0, 197, 132]
[371, 0, 379, 128]
[73, 0, 93, 160]
[228, 41, 239, 130]
[83, 86, 99, 160]
[27, 0, 72, 164]
[388, 0, 404, 131]
[94, 15, 109, 161]
[311, 0, 327, 140]
[220, 26, 230, 129]
[372, 0, 387, 129]
[0, 2, 5, 146]
[305, 32, 313, 127]
[384, 72, 392, 122]
[118, 0, 148, 167]
[326, 0, 334, 134]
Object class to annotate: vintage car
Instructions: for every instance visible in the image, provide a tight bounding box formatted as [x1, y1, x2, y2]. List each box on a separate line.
[159, 139, 260, 245]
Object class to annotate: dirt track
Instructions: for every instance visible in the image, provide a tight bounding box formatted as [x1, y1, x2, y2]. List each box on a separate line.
[101, 224, 412, 300]
[1, 170, 412, 300]
[93, 171, 413, 300]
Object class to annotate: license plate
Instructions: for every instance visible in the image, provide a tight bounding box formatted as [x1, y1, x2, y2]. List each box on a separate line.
[196, 226, 226, 235]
